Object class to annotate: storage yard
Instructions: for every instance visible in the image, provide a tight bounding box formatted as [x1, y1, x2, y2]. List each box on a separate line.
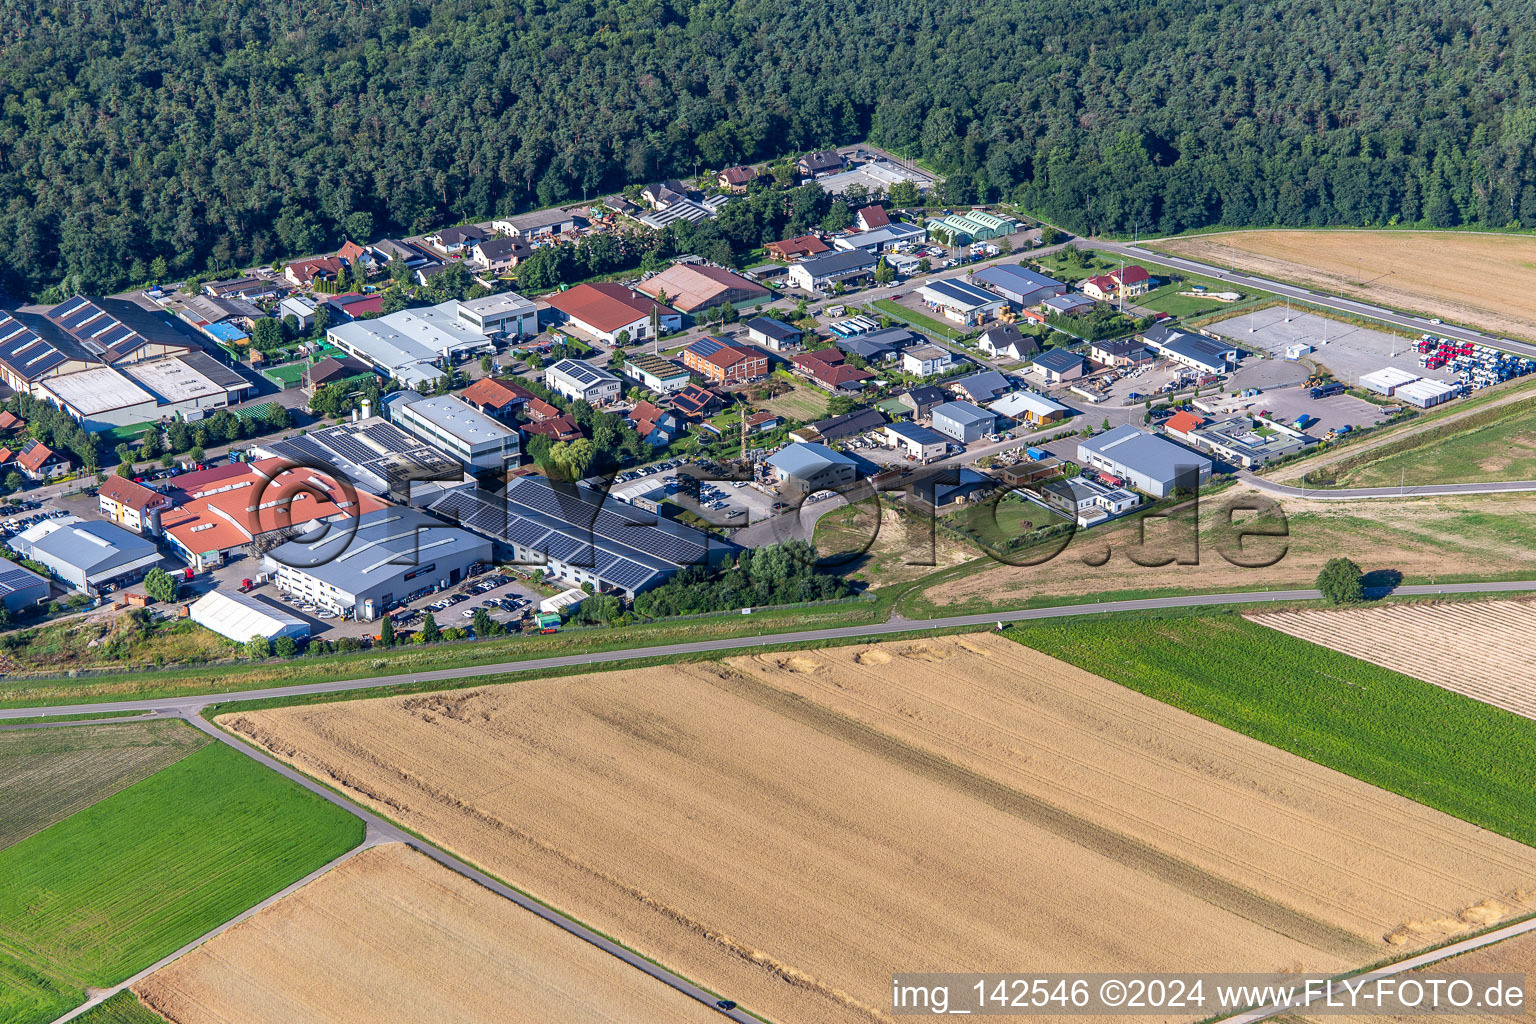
[1206, 308, 1448, 384]
[1157, 230, 1536, 340]
[1252, 601, 1536, 720]
[134, 843, 724, 1024]
[222, 634, 1536, 1024]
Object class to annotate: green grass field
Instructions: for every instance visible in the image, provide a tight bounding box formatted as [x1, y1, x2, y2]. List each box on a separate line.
[1319, 400, 1536, 488]
[68, 992, 166, 1024]
[0, 720, 209, 849]
[868, 298, 968, 339]
[0, 741, 362, 1024]
[761, 383, 829, 422]
[1009, 614, 1536, 847]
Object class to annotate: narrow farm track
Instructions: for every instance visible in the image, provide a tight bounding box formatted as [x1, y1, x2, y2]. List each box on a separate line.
[1252, 602, 1536, 721]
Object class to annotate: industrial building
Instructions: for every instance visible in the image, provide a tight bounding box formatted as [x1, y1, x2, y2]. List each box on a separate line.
[429, 477, 730, 598]
[1144, 328, 1236, 374]
[190, 590, 310, 644]
[916, 279, 1006, 325]
[681, 336, 769, 384]
[328, 302, 494, 389]
[989, 390, 1070, 425]
[768, 442, 861, 496]
[0, 563, 50, 613]
[11, 516, 163, 594]
[971, 264, 1066, 307]
[785, 249, 877, 292]
[1396, 377, 1459, 408]
[387, 393, 519, 472]
[456, 292, 538, 337]
[256, 418, 464, 504]
[265, 507, 492, 621]
[931, 401, 997, 443]
[744, 316, 803, 351]
[545, 358, 622, 404]
[1184, 416, 1317, 468]
[1077, 425, 1213, 498]
[1359, 367, 1422, 395]
[491, 208, 589, 238]
[884, 421, 949, 460]
[831, 223, 926, 253]
[543, 283, 682, 344]
[925, 209, 1018, 245]
[0, 295, 199, 396]
[635, 263, 769, 313]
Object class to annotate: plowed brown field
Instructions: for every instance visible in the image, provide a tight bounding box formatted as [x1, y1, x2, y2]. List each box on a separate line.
[1252, 602, 1536, 720]
[134, 843, 723, 1024]
[1156, 230, 1536, 339]
[223, 635, 1536, 1024]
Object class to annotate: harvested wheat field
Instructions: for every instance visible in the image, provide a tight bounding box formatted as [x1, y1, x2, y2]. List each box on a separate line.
[1285, 931, 1536, 1024]
[1252, 601, 1536, 720]
[222, 634, 1536, 1024]
[1157, 230, 1536, 339]
[134, 842, 722, 1024]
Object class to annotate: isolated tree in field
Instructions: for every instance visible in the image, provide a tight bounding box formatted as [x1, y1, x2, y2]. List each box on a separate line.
[420, 610, 442, 643]
[1316, 557, 1365, 604]
[143, 567, 178, 604]
[378, 615, 395, 647]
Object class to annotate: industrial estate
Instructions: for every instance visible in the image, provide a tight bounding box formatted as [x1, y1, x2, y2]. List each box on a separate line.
[3, 95, 1536, 1024]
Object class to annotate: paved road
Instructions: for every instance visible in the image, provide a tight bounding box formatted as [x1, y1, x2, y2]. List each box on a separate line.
[1095, 240, 1536, 358]
[1239, 471, 1536, 501]
[12, 579, 1536, 723]
[1218, 913, 1536, 1023]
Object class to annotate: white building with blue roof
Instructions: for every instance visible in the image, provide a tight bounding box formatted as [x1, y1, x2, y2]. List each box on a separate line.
[916, 278, 1006, 325]
[1077, 424, 1212, 498]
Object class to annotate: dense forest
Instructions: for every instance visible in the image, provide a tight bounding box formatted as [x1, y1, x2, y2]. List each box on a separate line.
[1, 0, 1534, 299]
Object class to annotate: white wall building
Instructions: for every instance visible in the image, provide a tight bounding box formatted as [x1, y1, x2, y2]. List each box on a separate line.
[457, 293, 538, 337]
[545, 358, 622, 404]
[387, 393, 520, 471]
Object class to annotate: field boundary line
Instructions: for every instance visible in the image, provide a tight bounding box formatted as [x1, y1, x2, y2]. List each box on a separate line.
[47, 837, 377, 1024]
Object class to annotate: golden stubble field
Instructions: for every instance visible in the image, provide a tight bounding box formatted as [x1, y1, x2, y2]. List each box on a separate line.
[1156, 230, 1536, 339]
[1286, 931, 1536, 1024]
[223, 634, 1536, 1024]
[134, 843, 724, 1024]
[1252, 601, 1536, 720]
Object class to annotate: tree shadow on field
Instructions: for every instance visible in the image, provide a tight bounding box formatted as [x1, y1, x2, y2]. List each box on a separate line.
[1361, 568, 1404, 598]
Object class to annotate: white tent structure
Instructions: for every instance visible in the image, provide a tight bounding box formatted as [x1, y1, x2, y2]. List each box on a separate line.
[190, 590, 309, 643]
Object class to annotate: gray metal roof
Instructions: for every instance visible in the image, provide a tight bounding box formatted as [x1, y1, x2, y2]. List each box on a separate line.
[767, 441, 857, 478]
[797, 249, 877, 275]
[1078, 425, 1213, 480]
[952, 369, 1011, 401]
[12, 517, 160, 578]
[972, 264, 1064, 294]
[886, 421, 947, 445]
[932, 401, 996, 427]
[744, 316, 801, 342]
[1032, 348, 1088, 372]
[265, 507, 491, 594]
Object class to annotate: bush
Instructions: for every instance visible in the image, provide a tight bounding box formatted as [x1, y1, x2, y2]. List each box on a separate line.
[1316, 557, 1365, 604]
[273, 636, 298, 658]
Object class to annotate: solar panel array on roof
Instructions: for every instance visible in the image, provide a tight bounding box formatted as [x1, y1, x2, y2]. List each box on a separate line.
[0, 311, 79, 380]
[549, 358, 616, 386]
[0, 566, 43, 595]
[687, 336, 726, 358]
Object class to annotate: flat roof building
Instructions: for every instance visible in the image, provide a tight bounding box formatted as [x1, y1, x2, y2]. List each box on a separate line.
[1077, 424, 1213, 497]
[430, 477, 732, 598]
[1186, 416, 1317, 468]
[387, 393, 519, 472]
[256, 418, 464, 504]
[931, 401, 997, 443]
[11, 515, 162, 593]
[622, 352, 692, 393]
[265, 507, 492, 621]
[328, 302, 493, 389]
[1359, 367, 1421, 395]
[457, 292, 538, 337]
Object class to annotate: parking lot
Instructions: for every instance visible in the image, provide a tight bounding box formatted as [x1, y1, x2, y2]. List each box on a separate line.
[1207, 309, 1450, 387]
[611, 457, 784, 527]
[1241, 384, 1391, 435]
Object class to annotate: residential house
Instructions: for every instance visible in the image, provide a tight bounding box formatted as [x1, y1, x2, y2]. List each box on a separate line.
[681, 336, 769, 384]
[855, 205, 890, 231]
[543, 282, 682, 344]
[521, 413, 583, 443]
[1163, 410, 1209, 441]
[1112, 265, 1152, 296]
[97, 475, 171, 535]
[460, 377, 534, 418]
[718, 166, 759, 191]
[764, 235, 831, 262]
[791, 348, 874, 393]
[1042, 477, 1142, 527]
[1030, 349, 1089, 384]
[896, 384, 947, 420]
[977, 324, 1042, 362]
[203, 278, 284, 302]
[545, 358, 622, 404]
[744, 410, 780, 434]
[626, 400, 683, 446]
[303, 355, 377, 396]
[426, 224, 488, 254]
[797, 150, 845, 179]
[641, 180, 693, 209]
[337, 240, 373, 271]
[17, 439, 67, 481]
[1090, 338, 1156, 367]
[670, 383, 725, 419]
[902, 345, 952, 377]
[469, 237, 532, 274]
[284, 256, 348, 289]
[368, 239, 436, 269]
[949, 369, 1012, 404]
[1082, 274, 1120, 302]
